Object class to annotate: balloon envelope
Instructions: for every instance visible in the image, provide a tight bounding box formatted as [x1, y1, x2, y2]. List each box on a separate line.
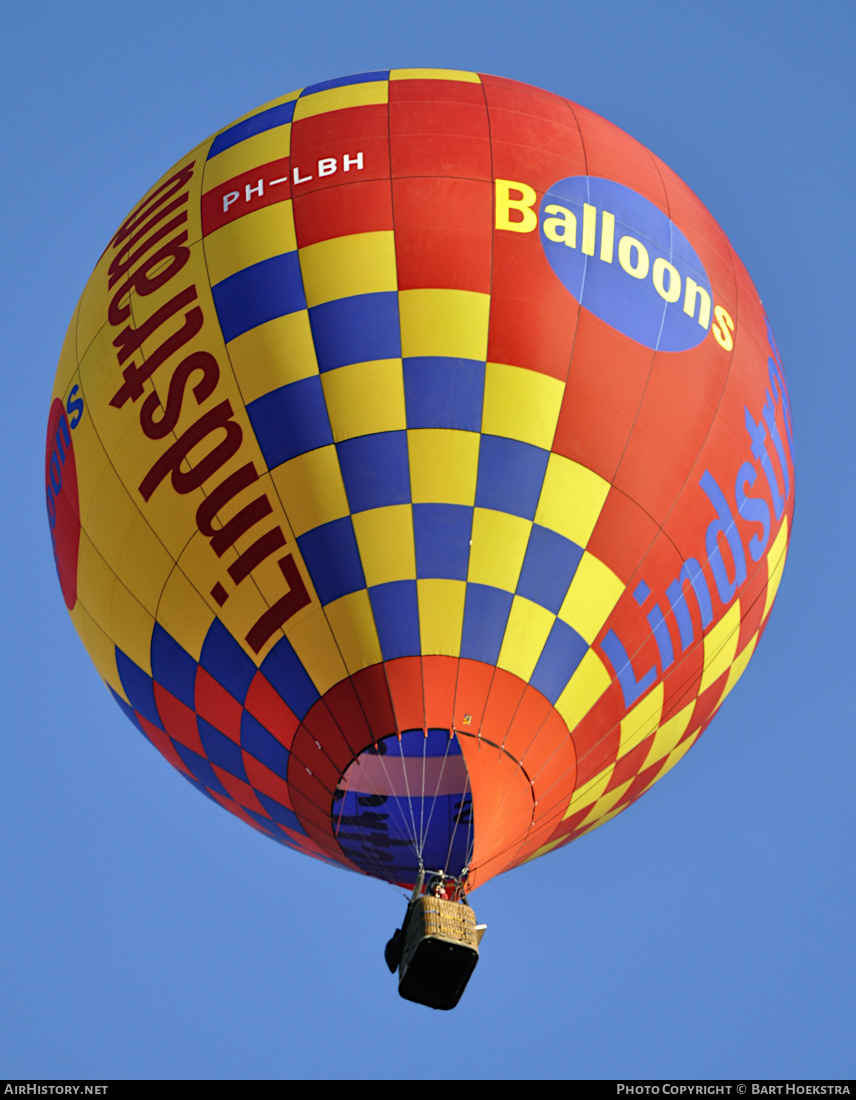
[46, 69, 794, 891]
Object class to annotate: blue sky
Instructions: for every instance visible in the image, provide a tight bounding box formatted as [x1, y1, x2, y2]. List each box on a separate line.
[3, 0, 854, 1081]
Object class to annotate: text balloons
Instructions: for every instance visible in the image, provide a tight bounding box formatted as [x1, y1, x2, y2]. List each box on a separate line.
[46, 70, 793, 891]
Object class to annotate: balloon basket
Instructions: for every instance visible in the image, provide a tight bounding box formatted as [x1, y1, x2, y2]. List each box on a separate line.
[397, 895, 480, 1010]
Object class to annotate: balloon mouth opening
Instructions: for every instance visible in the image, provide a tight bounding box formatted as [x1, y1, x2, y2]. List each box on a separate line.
[332, 728, 473, 886]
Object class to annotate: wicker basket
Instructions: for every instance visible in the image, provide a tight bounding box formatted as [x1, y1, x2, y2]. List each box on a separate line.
[398, 895, 480, 1010]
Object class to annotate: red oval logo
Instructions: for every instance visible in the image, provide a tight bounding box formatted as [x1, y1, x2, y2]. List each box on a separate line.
[45, 396, 81, 610]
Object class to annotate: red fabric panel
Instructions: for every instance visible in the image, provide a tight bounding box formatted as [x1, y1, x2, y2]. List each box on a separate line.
[393, 176, 492, 294]
[244, 671, 299, 752]
[154, 684, 205, 755]
[293, 177, 393, 247]
[194, 667, 243, 744]
[383, 657, 425, 732]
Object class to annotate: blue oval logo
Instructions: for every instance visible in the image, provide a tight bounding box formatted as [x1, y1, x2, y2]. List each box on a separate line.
[539, 177, 713, 352]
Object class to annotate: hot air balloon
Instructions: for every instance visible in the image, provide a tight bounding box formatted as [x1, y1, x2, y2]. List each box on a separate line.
[46, 69, 793, 1007]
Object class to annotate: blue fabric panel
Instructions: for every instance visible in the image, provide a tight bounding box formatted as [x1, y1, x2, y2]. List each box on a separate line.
[403, 357, 485, 430]
[332, 730, 471, 884]
[529, 619, 588, 704]
[475, 435, 550, 519]
[460, 583, 514, 665]
[296, 516, 366, 604]
[517, 525, 584, 613]
[181, 773, 223, 804]
[413, 503, 472, 580]
[420, 791, 472, 874]
[255, 793, 304, 833]
[333, 789, 472, 884]
[309, 293, 401, 372]
[240, 809, 280, 838]
[212, 252, 306, 343]
[199, 618, 257, 703]
[208, 101, 297, 158]
[197, 720, 248, 780]
[301, 71, 390, 96]
[369, 581, 420, 660]
[240, 711, 290, 776]
[337, 431, 410, 513]
[247, 375, 333, 469]
[173, 743, 230, 797]
[333, 788, 415, 882]
[261, 636, 319, 721]
[150, 624, 198, 709]
[108, 685, 145, 736]
[115, 650, 162, 728]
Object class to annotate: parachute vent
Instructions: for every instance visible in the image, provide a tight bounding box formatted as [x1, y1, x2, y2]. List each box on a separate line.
[334, 728, 474, 886]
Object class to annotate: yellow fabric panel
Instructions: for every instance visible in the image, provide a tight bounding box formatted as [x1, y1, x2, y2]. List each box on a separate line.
[554, 648, 611, 732]
[525, 835, 566, 862]
[76, 322, 138, 450]
[115, 512, 176, 619]
[227, 311, 319, 404]
[209, 536, 317, 667]
[562, 766, 614, 820]
[70, 420, 110, 539]
[762, 517, 789, 622]
[408, 429, 480, 505]
[75, 268, 106, 373]
[113, 439, 202, 563]
[578, 802, 628, 836]
[171, 551, 308, 663]
[106, 420, 210, 562]
[654, 728, 701, 781]
[52, 306, 80, 398]
[69, 599, 124, 699]
[497, 596, 555, 681]
[271, 446, 349, 537]
[720, 633, 758, 704]
[700, 599, 742, 693]
[75, 531, 117, 639]
[534, 454, 611, 546]
[79, 245, 218, 525]
[482, 362, 564, 450]
[619, 681, 664, 756]
[214, 90, 301, 129]
[75, 150, 206, 360]
[324, 590, 383, 674]
[321, 359, 406, 441]
[468, 508, 531, 591]
[352, 505, 416, 586]
[179, 143, 209, 246]
[619, 768, 661, 806]
[558, 551, 625, 643]
[204, 202, 297, 285]
[155, 564, 215, 661]
[390, 68, 481, 82]
[299, 232, 397, 308]
[577, 778, 634, 828]
[79, 460, 139, 573]
[293, 81, 389, 122]
[644, 700, 695, 767]
[417, 579, 466, 655]
[74, 240, 118, 356]
[398, 289, 490, 361]
[202, 124, 293, 191]
[110, 579, 155, 674]
[174, 524, 251, 621]
[285, 608, 349, 696]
